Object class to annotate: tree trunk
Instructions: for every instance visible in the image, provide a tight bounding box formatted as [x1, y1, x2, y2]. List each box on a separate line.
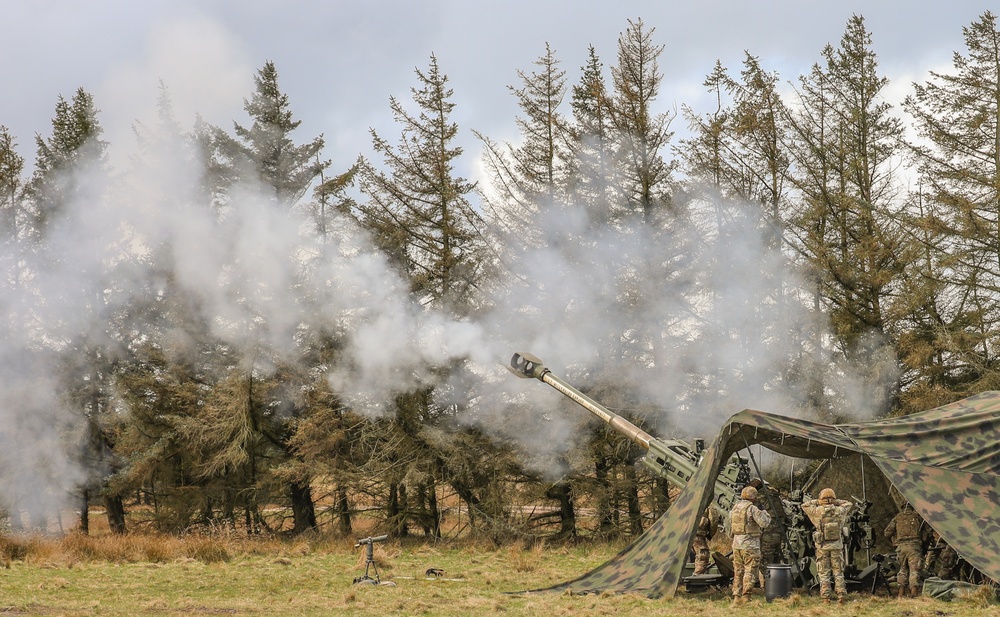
[594, 456, 614, 536]
[79, 489, 90, 535]
[222, 488, 237, 530]
[625, 464, 643, 536]
[201, 496, 215, 526]
[546, 481, 576, 540]
[653, 476, 671, 517]
[104, 494, 127, 535]
[397, 483, 409, 537]
[414, 482, 442, 538]
[416, 483, 431, 536]
[335, 484, 352, 535]
[289, 480, 317, 534]
[426, 482, 441, 539]
[387, 482, 409, 538]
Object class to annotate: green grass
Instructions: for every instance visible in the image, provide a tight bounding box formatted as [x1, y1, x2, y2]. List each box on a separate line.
[0, 536, 994, 616]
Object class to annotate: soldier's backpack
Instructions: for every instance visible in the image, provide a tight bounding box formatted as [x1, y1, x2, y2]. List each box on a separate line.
[819, 506, 842, 542]
[731, 502, 759, 535]
[896, 510, 922, 542]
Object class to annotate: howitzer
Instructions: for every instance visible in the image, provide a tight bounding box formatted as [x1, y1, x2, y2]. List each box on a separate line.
[508, 352, 748, 512]
[508, 352, 831, 590]
[508, 353, 894, 593]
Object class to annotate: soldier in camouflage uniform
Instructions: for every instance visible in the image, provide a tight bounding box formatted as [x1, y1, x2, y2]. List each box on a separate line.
[801, 488, 854, 603]
[692, 506, 717, 575]
[924, 530, 959, 580]
[749, 478, 783, 588]
[729, 485, 771, 602]
[885, 502, 927, 597]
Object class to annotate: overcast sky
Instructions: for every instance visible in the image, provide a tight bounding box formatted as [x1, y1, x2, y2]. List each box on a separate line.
[2, 1, 992, 182]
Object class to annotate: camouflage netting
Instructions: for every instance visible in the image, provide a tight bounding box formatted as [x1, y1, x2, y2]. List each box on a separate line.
[533, 392, 1000, 598]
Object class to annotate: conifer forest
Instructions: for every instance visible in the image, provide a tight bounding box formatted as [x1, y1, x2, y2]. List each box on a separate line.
[0, 12, 999, 543]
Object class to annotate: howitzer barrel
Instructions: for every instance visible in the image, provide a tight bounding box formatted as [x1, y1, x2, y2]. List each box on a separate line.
[508, 352, 655, 449]
[508, 352, 739, 511]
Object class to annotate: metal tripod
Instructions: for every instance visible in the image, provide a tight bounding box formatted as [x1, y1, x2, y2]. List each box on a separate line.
[353, 535, 387, 585]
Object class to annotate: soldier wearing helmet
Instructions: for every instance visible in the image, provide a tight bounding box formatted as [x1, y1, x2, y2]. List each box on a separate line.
[729, 484, 772, 603]
[801, 487, 854, 603]
[885, 502, 928, 598]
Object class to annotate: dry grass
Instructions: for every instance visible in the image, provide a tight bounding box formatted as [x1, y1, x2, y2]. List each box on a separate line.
[507, 538, 546, 572]
[0, 533, 993, 616]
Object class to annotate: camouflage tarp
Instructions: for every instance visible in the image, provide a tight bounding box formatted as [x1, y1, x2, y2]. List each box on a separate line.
[537, 392, 1000, 598]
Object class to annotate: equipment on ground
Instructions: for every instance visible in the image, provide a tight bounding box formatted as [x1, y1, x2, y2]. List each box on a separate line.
[353, 535, 389, 585]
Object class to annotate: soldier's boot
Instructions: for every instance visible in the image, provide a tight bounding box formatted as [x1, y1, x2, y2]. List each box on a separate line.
[897, 586, 906, 598]
[837, 595, 846, 604]
[910, 586, 920, 598]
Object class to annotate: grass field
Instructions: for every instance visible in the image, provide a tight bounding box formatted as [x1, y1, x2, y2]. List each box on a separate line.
[0, 534, 995, 616]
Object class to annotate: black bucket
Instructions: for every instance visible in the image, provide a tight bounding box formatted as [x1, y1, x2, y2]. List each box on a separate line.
[765, 564, 792, 602]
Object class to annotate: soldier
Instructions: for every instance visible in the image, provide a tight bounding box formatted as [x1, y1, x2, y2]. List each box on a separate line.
[924, 531, 959, 580]
[692, 506, 718, 575]
[729, 485, 772, 603]
[885, 502, 927, 597]
[749, 478, 782, 587]
[800, 488, 854, 603]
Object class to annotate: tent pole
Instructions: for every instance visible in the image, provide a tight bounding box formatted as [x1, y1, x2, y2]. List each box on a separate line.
[861, 454, 870, 563]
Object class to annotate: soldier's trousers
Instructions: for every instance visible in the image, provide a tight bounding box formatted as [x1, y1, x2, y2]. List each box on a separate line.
[732, 547, 761, 597]
[897, 542, 923, 590]
[814, 546, 846, 598]
[692, 536, 711, 575]
[758, 532, 782, 586]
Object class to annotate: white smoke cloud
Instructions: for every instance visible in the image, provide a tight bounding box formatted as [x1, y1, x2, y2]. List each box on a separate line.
[0, 12, 902, 513]
[97, 14, 254, 170]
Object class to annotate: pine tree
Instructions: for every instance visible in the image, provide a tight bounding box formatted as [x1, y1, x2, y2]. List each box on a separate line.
[679, 60, 732, 197]
[0, 127, 24, 231]
[217, 62, 330, 534]
[0, 126, 25, 277]
[902, 11, 1000, 398]
[608, 18, 675, 223]
[470, 47, 577, 538]
[223, 61, 327, 207]
[477, 43, 572, 246]
[22, 88, 129, 533]
[112, 83, 237, 532]
[568, 46, 621, 224]
[27, 88, 108, 239]
[785, 15, 908, 416]
[356, 54, 518, 539]
[728, 53, 791, 237]
[356, 53, 483, 314]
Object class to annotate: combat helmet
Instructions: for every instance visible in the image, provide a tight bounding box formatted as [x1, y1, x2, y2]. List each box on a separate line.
[741, 485, 758, 500]
[819, 488, 836, 501]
